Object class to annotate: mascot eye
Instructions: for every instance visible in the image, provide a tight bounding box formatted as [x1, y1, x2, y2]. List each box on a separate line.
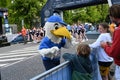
[54, 23, 59, 30]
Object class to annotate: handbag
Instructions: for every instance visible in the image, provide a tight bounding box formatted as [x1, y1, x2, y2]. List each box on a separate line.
[72, 70, 92, 80]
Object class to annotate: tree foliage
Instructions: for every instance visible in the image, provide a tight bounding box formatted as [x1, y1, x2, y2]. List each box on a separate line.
[8, 0, 46, 31]
[0, 0, 11, 8]
[1, 0, 109, 31]
[64, 4, 109, 25]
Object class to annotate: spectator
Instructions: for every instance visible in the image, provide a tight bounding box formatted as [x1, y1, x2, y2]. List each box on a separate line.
[89, 23, 113, 80]
[84, 23, 90, 32]
[66, 24, 72, 34]
[21, 26, 27, 44]
[109, 22, 116, 37]
[101, 4, 120, 80]
[81, 24, 88, 42]
[73, 23, 78, 41]
[63, 43, 93, 80]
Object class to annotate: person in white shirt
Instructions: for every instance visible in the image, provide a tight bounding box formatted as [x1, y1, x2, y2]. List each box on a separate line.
[89, 23, 113, 80]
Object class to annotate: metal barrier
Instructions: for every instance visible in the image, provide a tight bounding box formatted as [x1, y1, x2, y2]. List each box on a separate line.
[30, 48, 102, 80]
[30, 61, 71, 80]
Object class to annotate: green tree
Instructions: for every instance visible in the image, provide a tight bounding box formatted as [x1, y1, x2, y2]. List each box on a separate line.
[64, 4, 109, 24]
[0, 0, 11, 7]
[8, 0, 46, 31]
[96, 4, 109, 22]
[64, 10, 73, 24]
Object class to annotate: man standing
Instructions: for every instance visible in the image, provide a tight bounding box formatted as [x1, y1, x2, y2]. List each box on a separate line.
[101, 4, 120, 80]
[21, 26, 27, 44]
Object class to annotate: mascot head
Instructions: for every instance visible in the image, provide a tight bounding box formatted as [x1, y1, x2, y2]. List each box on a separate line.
[44, 15, 71, 43]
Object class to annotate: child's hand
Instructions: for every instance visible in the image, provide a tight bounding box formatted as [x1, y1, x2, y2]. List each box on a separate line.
[106, 42, 112, 46]
[101, 42, 107, 48]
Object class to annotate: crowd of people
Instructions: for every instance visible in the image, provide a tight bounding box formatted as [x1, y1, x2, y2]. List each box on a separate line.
[21, 27, 45, 44]
[63, 4, 120, 80]
[21, 22, 95, 44]
[63, 22, 116, 80]
[66, 23, 96, 42]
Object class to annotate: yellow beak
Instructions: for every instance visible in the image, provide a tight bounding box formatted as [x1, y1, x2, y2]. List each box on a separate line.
[51, 27, 71, 40]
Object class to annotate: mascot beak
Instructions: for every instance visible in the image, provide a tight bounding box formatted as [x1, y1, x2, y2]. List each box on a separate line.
[51, 27, 71, 40]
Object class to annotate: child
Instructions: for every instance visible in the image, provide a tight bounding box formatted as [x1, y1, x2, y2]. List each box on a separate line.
[89, 23, 113, 80]
[63, 43, 93, 80]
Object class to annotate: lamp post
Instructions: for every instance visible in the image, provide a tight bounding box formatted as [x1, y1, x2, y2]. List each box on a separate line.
[22, 19, 24, 27]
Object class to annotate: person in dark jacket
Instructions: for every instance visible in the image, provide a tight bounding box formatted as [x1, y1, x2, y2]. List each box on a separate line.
[63, 43, 93, 80]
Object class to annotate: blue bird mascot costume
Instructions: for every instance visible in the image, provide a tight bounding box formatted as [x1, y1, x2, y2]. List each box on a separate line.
[38, 15, 77, 70]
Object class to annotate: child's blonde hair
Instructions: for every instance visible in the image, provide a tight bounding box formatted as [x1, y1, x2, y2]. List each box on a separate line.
[77, 43, 91, 57]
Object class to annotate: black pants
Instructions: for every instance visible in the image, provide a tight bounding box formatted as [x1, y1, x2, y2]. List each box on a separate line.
[22, 36, 27, 44]
[98, 61, 113, 67]
[43, 59, 60, 70]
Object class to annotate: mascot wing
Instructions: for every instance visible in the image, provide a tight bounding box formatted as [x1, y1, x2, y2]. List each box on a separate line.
[38, 46, 59, 59]
[64, 36, 79, 48]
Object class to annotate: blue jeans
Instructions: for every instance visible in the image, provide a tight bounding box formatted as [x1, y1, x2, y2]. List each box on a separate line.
[90, 49, 102, 80]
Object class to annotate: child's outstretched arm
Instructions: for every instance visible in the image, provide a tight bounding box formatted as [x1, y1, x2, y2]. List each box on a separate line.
[62, 53, 74, 61]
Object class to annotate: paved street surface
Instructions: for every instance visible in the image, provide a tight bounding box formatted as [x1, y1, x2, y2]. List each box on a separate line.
[0, 42, 39, 53]
[0, 43, 39, 67]
[0, 42, 44, 80]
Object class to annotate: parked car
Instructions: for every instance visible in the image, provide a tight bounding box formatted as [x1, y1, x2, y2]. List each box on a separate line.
[10, 34, 24, 44]
[0, 35, 10, 47]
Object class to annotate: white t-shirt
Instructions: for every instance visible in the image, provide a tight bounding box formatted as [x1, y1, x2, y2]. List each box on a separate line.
[89, 33, 113, 62]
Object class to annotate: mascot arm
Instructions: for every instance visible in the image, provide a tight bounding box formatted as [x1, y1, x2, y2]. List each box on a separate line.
[64, 36, 79, 48]
[64, 38, 72, 48]
[38, 46, 59, 58]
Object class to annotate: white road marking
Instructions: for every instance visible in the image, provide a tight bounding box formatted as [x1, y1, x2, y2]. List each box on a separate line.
[0, 57, 25, 62]
[0, 63, 8, 67]
[0, 53, 38, 59]
[0, 46, 39, 67]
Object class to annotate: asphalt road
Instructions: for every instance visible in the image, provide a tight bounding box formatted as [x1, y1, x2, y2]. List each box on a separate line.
[0, 42, 39, 53]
